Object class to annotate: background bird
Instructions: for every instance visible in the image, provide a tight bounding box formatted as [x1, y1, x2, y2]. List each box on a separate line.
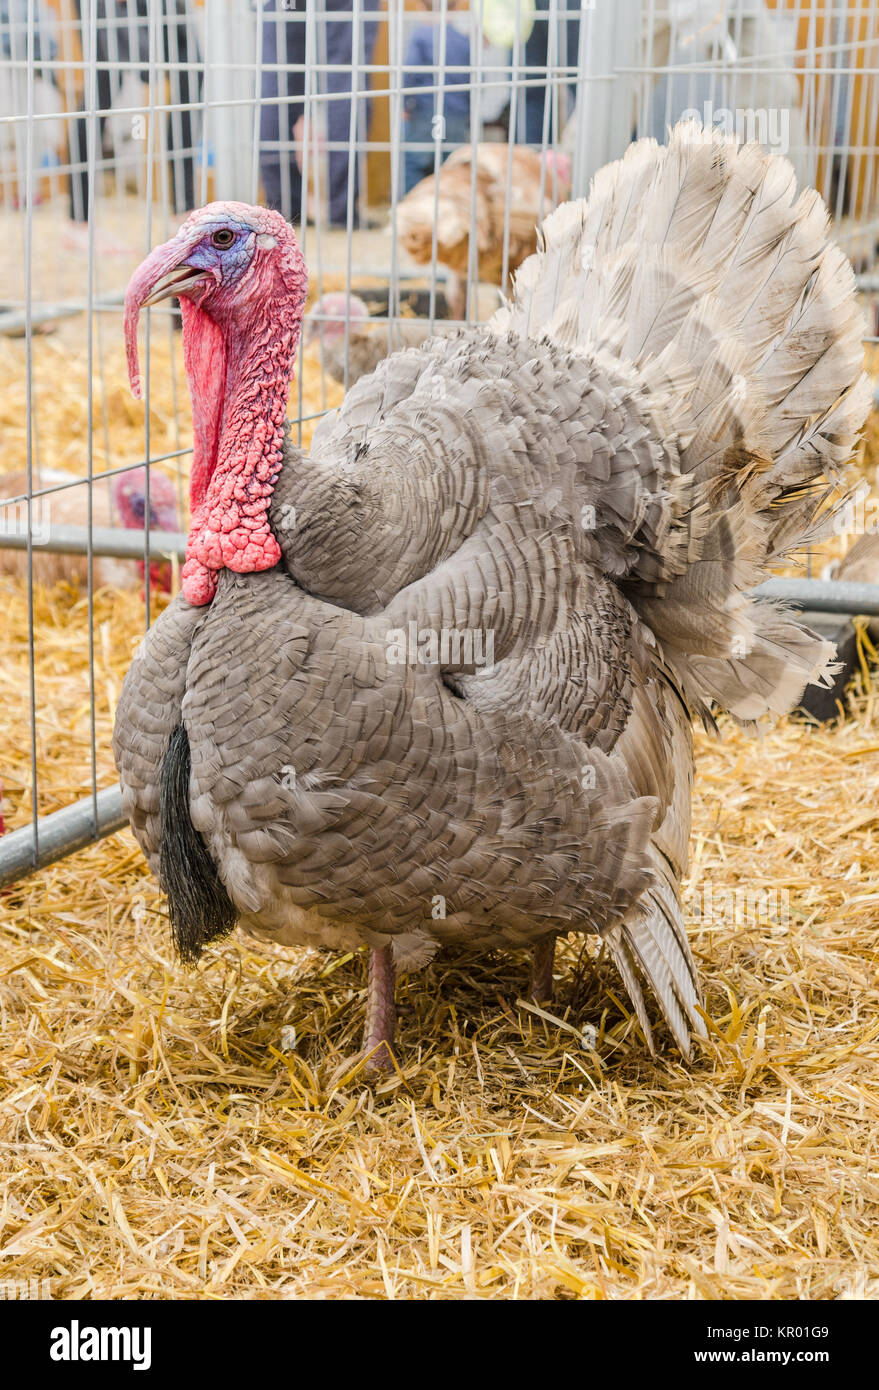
[303, 293, 430, 386]
[0, 465, 179, 591]
[303, 289, 501, 387]
[394, 144, 571, 317]
[799, 531, 879, 721]
[114, 128, 869, 1071]
[828, 532, 879, 644]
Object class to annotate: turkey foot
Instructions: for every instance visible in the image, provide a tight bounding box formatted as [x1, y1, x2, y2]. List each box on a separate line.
[363, 945, 397, 1072]
[529, 933, 557, 1002]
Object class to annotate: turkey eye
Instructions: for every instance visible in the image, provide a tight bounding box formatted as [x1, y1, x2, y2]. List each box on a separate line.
[211, 229, 235, 248]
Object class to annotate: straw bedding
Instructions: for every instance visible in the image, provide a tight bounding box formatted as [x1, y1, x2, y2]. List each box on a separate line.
[3, 662, 879, 1299]
[1, 222, 878, 1299]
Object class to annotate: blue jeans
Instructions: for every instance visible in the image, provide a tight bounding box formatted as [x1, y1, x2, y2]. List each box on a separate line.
[260, 0, 379, 225]
[403, 106, 471, 194]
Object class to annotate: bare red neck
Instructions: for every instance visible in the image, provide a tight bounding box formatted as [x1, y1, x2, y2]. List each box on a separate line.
[180, 295, 301, 605]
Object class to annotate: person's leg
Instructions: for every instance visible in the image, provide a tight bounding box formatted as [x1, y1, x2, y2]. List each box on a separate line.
[402, 107, 434, 194]
[442, 108, 471, 161]
[67, 0, 86, 220]
[259, 1, 304, 220]
[164, 2, 199, 214]
[68, 97, 91, 221]
[523, 0, 550, 146]
[522, 0, 580, 147]
[325, 0, 380, 225]
[68, 2, 113, 220]
[562, 0, 581, 132]
[324, 1, 356, 225]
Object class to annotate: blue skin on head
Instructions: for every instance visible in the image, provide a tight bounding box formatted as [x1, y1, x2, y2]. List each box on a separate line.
[182, 220, 260, 293]
[115, 472, 179, 533]
[127, 494, 166, 529]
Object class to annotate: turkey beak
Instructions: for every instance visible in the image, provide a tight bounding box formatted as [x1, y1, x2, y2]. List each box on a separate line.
[124, 232, 211, 400]
[141, 265, 207, 307]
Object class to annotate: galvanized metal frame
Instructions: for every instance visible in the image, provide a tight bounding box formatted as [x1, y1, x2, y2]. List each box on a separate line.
[0, 0, 877, 884]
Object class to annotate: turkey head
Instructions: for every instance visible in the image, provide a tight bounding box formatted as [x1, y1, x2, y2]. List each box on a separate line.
[124, 203, 308, 606]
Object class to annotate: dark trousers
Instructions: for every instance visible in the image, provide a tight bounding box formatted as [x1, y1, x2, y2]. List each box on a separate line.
[68, 0, 199, 220]
[260, 0, 379, 226]
[521, 0, 580, 146]
[402, 106, 470, 194]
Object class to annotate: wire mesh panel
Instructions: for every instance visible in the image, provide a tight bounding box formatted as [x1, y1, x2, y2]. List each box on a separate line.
[635, 2, 879, 258]
[0, 0, 877, 880]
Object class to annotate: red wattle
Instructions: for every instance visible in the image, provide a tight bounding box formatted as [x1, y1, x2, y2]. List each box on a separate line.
[180, 255, 304, 602]
[125, 204, 308, 606]
[182, 557, 219, 605]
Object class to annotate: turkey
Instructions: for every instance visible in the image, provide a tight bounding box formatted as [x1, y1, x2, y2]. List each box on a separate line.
[114, 126, 869, 1070]
[829, 533, 879, 644]
[303, 293, 434, 387]
[797, 532, 879, 721]
[303, 290, 501, 387]
[394, 144, 571, 318]
[0, 466, 179, 591]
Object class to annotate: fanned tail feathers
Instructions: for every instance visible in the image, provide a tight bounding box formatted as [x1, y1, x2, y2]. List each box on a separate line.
[495, 121, 871, 1052]
[607, 865, 705, 1060]
[493, 120, 870, 731]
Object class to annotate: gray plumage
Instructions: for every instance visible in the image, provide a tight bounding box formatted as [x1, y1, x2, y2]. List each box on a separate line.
[114, 125, 870, 1059]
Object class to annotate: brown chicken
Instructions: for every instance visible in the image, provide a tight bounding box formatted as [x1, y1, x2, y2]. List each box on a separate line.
[394, 144, 571, 318]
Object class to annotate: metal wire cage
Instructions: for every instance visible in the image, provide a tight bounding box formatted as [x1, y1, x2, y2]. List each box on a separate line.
[0, 0, 877, 882]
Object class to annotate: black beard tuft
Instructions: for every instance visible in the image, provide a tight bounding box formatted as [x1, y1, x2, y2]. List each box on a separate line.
[159, 722, 237, 964]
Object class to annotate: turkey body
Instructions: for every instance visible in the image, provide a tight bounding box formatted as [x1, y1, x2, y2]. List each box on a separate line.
[116, 326, 701, 1048]
[120, 563, 680, 958]
[114, 128, 870, 1060]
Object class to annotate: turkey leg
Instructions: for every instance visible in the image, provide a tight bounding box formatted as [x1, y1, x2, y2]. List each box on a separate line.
[529, 933, 557, 1002]
[363, 945, 396, 1071]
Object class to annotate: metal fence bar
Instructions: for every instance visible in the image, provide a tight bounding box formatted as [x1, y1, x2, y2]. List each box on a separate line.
[23, 0, 39, 865]
[85, 0, 100, 832]
[0, 0, 877, 887]
[0, 786, 126, 888]
[753, 579, 879, 617]
[0, 524, 186, 560]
